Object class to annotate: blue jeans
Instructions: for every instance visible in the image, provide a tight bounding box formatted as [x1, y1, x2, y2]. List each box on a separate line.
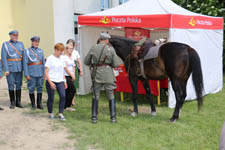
[46, 81, 65, 113]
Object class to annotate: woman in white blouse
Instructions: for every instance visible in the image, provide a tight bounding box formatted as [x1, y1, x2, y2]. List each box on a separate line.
[45, 43, 67, 120]
[66, 39, 83, 106]
[64, 44, 76, 111]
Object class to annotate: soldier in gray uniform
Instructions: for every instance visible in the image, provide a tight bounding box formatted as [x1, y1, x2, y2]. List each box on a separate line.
[23, 36, 45, 110]
[1, 30, 24, 109]
[0, 61, 3, 110]
[84, 32, 119, 123]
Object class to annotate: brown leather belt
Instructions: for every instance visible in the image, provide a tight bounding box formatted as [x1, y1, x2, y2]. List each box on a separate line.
[28, 62, 42, 66]
[96, 64, 110, 67]
[7, 58, 22, 61]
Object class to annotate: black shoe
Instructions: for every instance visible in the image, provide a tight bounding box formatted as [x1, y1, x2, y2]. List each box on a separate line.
[0, 107, 4, 111]
[109, 99, 117, 123]
[29, 93, 36, 110]
[37, 93, 43, 110]
[92, 99, 98, 124]
[16, 90, 24, 108]
[9, 90, 15, 109]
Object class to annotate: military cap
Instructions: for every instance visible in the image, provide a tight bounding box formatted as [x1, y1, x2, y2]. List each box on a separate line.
[9, 30, 19, 35]
[134, 37, 147, 46]
[30, 36, 40, 41]
[100, 32, 111, 39]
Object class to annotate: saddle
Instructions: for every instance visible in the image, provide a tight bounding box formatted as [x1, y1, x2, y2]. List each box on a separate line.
[135, 38, 168, 78]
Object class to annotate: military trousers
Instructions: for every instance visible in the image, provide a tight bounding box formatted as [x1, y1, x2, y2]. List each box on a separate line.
[27, 76, 44, 94]
[92, 82, 116, 100]
[6, 72, 23, 90]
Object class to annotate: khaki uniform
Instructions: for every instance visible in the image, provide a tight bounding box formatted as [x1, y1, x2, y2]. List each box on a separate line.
[84, 43, 119, 100]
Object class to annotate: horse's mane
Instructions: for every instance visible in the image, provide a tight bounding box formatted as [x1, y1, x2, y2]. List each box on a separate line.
[111, 35, 137, 44]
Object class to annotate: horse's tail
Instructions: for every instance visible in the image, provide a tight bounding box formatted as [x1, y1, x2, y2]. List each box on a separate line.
[189, 48, 204, 111]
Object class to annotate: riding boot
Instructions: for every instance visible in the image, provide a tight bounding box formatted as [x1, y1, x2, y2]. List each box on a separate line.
[0, 107, 3, 111]
[37, 93, 43, 110]
[16, 90, 24, 108]
[29, 93, 36, 110]
[91, 99, 98, 124]
[9, 90, 15, 109]
[109, 99, 117, 123]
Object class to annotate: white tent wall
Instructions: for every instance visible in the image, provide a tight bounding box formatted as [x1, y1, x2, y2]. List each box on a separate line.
[78, 26, 125, 95]
[168, 28, 224, 108]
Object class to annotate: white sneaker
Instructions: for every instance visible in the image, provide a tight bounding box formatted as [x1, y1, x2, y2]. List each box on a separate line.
[58, 115, 66, 121]
[66, 107, 76, 112]
[49, 113, 54, 119]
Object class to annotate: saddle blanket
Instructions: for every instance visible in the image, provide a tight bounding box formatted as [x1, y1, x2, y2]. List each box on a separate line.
[143, 44, 163, 60]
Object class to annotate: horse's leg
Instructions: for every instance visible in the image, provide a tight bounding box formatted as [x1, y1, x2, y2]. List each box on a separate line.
[129, 76, 138, 117]
[170, 80, 185, 122]
[180, 81, 187, 109]
[141, 79, 156, 116]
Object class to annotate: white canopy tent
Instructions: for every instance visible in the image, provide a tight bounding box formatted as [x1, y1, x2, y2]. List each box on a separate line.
[78, 0, 224, 108]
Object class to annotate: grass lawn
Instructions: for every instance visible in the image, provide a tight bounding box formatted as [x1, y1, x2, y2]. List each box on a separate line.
[40, 81, 225, 150]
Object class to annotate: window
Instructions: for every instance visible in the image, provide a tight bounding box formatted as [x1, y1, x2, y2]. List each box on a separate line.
[101, 0, 109, 10]
[74, 14, 80, 35]
[119, 0, 129, 5]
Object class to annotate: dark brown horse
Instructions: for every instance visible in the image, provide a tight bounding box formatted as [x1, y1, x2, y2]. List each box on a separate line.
[109, 35, 204, 122]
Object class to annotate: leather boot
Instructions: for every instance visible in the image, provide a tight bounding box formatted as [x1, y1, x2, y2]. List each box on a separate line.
[0, 107, 4, 111]
[109, 99, 117, 123]
[29, 93, 36, 110]
[92, 99, 98, 124]
[37, 93, 43, 110]
[9, 90, 15, 109]
[16, 90, 24, 108]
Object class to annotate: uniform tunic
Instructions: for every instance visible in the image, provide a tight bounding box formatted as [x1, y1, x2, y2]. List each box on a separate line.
[0, 61, 2, 77]
[1, 40, 24, 90]
[23, 47, 45, 94]
[84, 43, 119, 100]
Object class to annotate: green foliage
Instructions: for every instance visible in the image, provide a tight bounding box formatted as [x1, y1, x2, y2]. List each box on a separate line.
[173, 0, 225, 70]
[173, 0, 225, 16]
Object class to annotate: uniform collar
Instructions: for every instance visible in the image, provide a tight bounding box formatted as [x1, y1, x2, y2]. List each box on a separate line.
[9, 40, 17, 43]
[31, 46, 38, 50]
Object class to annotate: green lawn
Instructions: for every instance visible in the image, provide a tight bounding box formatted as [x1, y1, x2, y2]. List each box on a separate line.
[42, 81, 225, 150]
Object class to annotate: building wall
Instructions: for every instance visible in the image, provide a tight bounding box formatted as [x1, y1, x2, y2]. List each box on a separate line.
[111, 0, 120, 7]
[74, 0, 101, 14]
[53, 0, 75, 45]
[0, 0, 55, 57]
[0, 0, 16, 54]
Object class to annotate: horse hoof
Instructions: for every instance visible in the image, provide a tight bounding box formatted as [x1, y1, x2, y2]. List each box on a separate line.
[169, 118, 177, 123]
[151, 111, 157, 116]
[131, 112, 137, 117]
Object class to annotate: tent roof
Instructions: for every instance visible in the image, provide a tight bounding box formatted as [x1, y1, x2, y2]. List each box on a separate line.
[78, 0, 223, 29]
[87, 0, 203, 16]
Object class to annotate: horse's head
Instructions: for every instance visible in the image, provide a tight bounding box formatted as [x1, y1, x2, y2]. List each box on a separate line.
[109, 35, 137, 61]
